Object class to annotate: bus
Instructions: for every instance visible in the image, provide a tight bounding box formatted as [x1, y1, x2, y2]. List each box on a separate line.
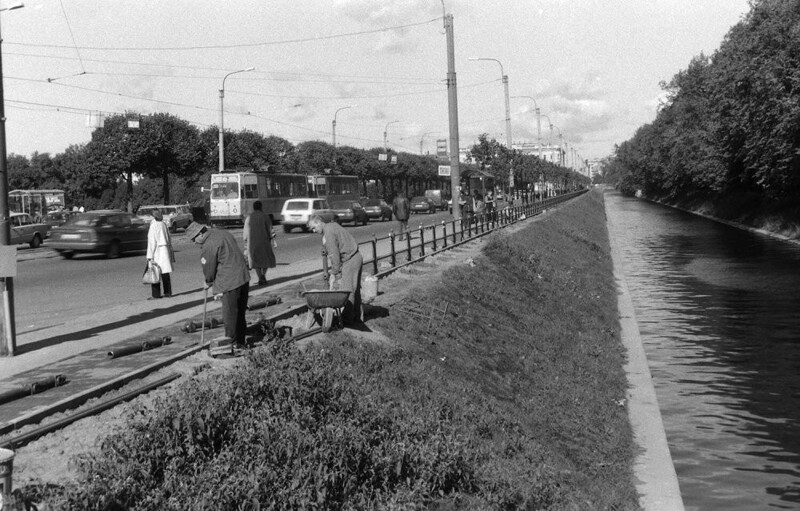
[209, 172, 308, 225]
[307, 175, 360, 203]
[9, 189, 66, 220]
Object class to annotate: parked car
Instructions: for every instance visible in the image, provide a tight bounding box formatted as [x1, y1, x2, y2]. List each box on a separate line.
[43, 210, 78, 231]
[424, 189, 447, 211]
[280, 198, 334, 233]
[48, 210, 148, 259]
[360, 198, 393, 221]
[136, 204, 193, 233]
[410, 196, 436, 214]
[9, 212, 50, 248]
[330, 200, 369, 226]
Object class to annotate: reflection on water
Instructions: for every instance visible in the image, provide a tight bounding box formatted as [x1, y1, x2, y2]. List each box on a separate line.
[605, 191, 800, 511]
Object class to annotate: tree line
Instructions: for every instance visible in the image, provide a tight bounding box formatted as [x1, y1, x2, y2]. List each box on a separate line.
[8, 112, 587, 212]
[599, 0, 800, 219]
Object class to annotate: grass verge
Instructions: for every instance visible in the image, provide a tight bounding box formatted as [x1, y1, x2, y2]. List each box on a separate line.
[31, 190, 639, 510]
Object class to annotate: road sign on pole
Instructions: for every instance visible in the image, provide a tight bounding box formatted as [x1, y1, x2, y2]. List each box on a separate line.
[438, 165, 451, 176]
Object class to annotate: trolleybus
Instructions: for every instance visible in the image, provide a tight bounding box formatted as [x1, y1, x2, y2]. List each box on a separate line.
[307, 174, 360, 203]
[209, 172, 308, 225]
[9, 189, 65, 220]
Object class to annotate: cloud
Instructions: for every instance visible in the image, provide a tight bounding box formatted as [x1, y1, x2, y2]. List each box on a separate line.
[333, 0, 440, 53]
[529, 74, 614, 142]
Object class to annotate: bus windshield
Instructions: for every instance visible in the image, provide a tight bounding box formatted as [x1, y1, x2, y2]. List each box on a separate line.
[211, 181, 240, 199]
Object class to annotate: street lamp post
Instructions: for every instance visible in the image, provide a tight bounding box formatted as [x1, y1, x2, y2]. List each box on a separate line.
[419, 131, 437, 155]
[332, 105, 353, 147]
[383, 120, 399, 151]
[470, 57, 512, 194]
[218, 66, 254, 173]
[0, 1, 24, 356]
[511, 95, 542, 162]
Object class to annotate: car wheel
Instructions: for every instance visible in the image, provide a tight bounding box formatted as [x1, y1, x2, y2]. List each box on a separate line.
[107, 240, 121, 259]
[169, 222, 177, 234]
[283, 225, 293, 233]
[29, 233, 42, 249]
[58, 250, 74, 260]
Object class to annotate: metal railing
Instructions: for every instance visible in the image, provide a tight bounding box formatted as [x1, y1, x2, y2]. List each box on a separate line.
[353, 190, 587, 278]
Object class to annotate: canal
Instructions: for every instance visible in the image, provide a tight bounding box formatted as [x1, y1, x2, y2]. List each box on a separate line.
[605, 190, 800, 510]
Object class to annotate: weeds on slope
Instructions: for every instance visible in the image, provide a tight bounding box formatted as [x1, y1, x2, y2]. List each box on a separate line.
[35, 190, 638, 510]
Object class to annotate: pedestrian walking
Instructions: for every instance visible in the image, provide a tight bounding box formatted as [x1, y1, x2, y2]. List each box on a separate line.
[307, 214, 363, 326]
[186, 221, 250, 345]
[485, 190, 495, 220]
[471, 190, 485, 224]
[243, 200, 276, 287]
[146, 209, 174, 299]
[392, 192, 410, 241]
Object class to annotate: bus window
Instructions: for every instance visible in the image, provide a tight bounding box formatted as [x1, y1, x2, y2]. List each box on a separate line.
[211, 182, 240, 199]
[244, 182, 258, 199]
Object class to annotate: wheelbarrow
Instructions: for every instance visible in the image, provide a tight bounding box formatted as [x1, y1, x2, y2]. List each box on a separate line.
[302, 290, 351, 332]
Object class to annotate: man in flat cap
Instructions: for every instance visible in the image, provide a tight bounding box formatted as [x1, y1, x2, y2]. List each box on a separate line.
[186, 222, 250, 345]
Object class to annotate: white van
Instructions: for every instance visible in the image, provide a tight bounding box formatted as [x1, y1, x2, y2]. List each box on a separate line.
[280, 198, 334, 233]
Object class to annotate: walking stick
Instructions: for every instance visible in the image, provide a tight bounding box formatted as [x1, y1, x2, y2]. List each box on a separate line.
[201, 285, 209, 348]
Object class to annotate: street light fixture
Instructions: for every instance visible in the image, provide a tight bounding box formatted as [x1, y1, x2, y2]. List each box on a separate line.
[469, 56, 513, 193]
[511, 95, 542, 161]
[0, 1, 25, 356]
[218, 66, 254, 173]
[383, 120, 399, 151]
[332, 105, 354, 147]
[419, 131, 437, 155]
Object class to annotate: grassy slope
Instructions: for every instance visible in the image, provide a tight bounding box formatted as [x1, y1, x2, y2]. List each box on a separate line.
[38, 190, 639, 510]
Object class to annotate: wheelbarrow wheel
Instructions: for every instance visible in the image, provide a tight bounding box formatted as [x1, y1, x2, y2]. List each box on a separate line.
[322, 307, 335, 332]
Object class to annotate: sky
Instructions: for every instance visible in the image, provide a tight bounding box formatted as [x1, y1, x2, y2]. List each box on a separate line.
[0, 0, 752, 164]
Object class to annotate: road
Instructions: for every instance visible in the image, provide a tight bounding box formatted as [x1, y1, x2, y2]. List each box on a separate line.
[12, 210, 453, 336]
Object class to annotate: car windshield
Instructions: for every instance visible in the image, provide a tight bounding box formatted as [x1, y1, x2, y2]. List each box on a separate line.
[330, 201, 351, 209]
[365, 199, 382, 207]
[137, 208, 156, 216]
[411, 197, 426, 202]
[64, 214, 100, 227]
[285, 201, 311, 211]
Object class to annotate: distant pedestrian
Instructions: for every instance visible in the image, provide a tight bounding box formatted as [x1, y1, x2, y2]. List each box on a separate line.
[471, 190, 485, 223]
[243, 200, 276, 287]
[485, 190, 495, 218]
[392, 193, 410, 241]
[186, 222, 250, 345]
[308, 214, 363, 326]
[146, 209, 174, 299]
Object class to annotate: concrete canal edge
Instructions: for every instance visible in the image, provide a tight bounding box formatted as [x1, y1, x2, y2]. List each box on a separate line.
[606, 202, 686, 511]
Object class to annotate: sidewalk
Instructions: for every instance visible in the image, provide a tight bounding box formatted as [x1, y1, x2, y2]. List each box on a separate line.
[0, 255, 323, 380]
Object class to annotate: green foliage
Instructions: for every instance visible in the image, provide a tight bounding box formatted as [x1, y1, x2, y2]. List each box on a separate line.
[607, 0, 800, 212]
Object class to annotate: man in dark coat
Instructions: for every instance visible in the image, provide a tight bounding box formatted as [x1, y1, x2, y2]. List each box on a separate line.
[186, 222, 250, 344]
[392, 193, 410, 241]
[243, 200, 276, 286]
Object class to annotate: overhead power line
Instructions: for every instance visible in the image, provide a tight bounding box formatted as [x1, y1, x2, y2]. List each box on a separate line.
[6, 17, 440, 51]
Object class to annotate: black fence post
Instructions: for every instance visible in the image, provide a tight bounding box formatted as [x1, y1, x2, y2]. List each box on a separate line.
[390, 231, 396, 268]
[419, 225, 426, 257]
[442, 220, 448, 248]
[371, 234, 378, 275]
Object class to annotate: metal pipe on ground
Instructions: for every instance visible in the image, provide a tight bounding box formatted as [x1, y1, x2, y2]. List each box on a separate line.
[107, 336, 171, 359]
[0, 375, 67, 406]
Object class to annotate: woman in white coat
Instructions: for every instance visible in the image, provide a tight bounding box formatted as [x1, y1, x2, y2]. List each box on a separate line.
[146, 209, 175, 299]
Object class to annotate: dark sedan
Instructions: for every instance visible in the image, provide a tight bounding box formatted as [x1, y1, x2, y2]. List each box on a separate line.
[410, 196, 436, 214]
[330, 201, 369, 226]
[48, 210, 149, 259]
[360, 198, 393, 221]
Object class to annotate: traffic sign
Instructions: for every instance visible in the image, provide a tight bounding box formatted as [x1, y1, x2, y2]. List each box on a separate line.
[438, 165, 451, 176]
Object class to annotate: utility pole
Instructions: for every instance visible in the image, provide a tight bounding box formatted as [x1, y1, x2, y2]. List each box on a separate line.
[443, 5, 462, 220]
[0, 2, 24, 356]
